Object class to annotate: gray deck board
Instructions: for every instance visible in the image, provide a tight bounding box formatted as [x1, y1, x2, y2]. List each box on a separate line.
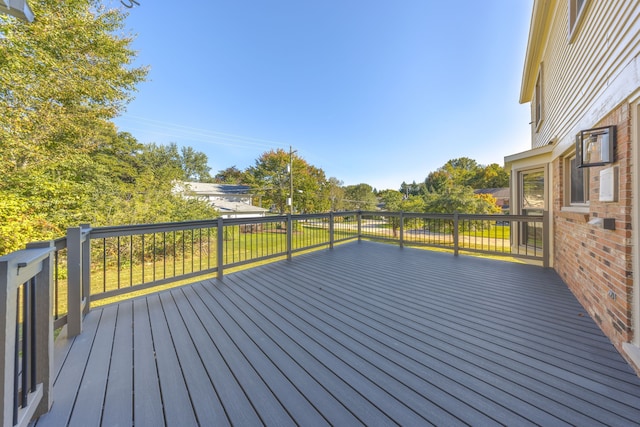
[194, 282, 363, 426]
[170, 287, 260, 426]
[34, 241, 640, 426]
[37, 307, 102, 426]
[193, 283, 331, 426]
[234, 268, 508, 426]
[158, 291, 230, 426]
[147, 294, 198, 426]
[132, 298, 165, 427]
[207, 280, 398, 426]
[101, 302, 133, 427]
[181, 285, 297, 426]
[67, 305, 117, 427]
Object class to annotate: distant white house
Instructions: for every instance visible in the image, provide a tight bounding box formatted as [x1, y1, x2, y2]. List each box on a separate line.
[175, 182, 268, 219]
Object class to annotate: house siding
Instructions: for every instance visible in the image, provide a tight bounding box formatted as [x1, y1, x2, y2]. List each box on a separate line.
[531, 1, 640, 154]
[553, 102, 634, 351]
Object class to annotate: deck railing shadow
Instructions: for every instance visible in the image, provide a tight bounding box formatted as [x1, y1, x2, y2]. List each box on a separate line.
[0, 210, 546, 427]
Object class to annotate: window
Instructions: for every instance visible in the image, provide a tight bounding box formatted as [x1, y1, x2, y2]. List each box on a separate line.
[566, 154, 589, 205]
[533, 65, 543, 130]
[569, 0, 588, 40]
[522, 170, 545, 214]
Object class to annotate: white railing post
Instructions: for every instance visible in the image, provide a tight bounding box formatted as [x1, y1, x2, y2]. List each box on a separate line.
[66, 227, 83, 337]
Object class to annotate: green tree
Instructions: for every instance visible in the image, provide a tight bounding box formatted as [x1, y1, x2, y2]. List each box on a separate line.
[324, 177, 345, 211]
[91, 138, 217, 226]
[244, 149, 329, 214]
[424, 158, 509, 191]
[424, 170, 451, 192]
[181, 146, 212, 182]
[378, 190, 403, 211]
[214, 166, 246, 184]
[423, 186, 501, 214]
[0, 0, 147, 253]
[0, 0, 147, 174]
[470, 163, 509, 188]
[343, 184, 378, 211]
[378, 190, 426, 236]
[399, 181, 424, 197]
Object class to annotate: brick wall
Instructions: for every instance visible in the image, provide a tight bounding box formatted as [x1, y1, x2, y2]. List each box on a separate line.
[553, 102, 633, 349]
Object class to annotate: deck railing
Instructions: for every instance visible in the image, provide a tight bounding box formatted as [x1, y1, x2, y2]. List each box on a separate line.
[0, 243, 54, 427]
[0, 210, 546, 426]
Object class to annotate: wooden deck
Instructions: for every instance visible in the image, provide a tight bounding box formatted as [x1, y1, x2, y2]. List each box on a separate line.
[34, 241, 640, 426]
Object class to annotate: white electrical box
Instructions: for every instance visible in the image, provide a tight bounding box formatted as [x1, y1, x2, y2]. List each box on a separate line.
[599, 167, 618, 202]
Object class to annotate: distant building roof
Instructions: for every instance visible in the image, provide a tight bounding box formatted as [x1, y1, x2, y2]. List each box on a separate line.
[179, 182, 251, 196]
[213, 200, 267, 215]
[474, 188, 510, 199]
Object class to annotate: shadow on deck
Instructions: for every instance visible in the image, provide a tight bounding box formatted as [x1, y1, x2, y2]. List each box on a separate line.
[35, 241, 640, 426]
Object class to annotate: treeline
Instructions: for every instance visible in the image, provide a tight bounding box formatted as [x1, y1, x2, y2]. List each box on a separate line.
[216, 153, 508, 217]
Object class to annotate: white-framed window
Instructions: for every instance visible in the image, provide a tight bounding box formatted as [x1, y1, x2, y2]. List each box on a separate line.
[533, 64, 543, 131]
[565, 153, 589, 206]
[569, 0, 588, 41]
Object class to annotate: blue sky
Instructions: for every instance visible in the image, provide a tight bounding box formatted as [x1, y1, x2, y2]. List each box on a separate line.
[111, 0, 534, 191]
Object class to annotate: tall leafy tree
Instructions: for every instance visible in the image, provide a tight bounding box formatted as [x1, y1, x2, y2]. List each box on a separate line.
[0, 0, 147, 253]
[399, 181, 424, 197]
[244, 149, 330, 214]
[181, 146, 212, 182]
[424, 158, 509, 191]
[324, 177, 345, 211]
[0, 0, 147, 173]
[214, 166, 246, 184]
[343, 184, 378, 211]
[423, 186, 501, 214]
[470, 163, 509, 188]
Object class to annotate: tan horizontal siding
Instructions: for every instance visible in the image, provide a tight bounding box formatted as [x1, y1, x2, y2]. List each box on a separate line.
[532, 0, 640, 150]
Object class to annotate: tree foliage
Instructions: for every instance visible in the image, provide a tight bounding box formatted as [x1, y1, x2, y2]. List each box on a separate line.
[181, 146, 212, 182]
[423, 186, 502, 215]
[214, 166, 246, 184]
[343, 184, 378, 211]
[325, 177, 345, 211]
[244, 149, 330, 214]
[0, 0, 147, 175]
[423, 157, 508, 191]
